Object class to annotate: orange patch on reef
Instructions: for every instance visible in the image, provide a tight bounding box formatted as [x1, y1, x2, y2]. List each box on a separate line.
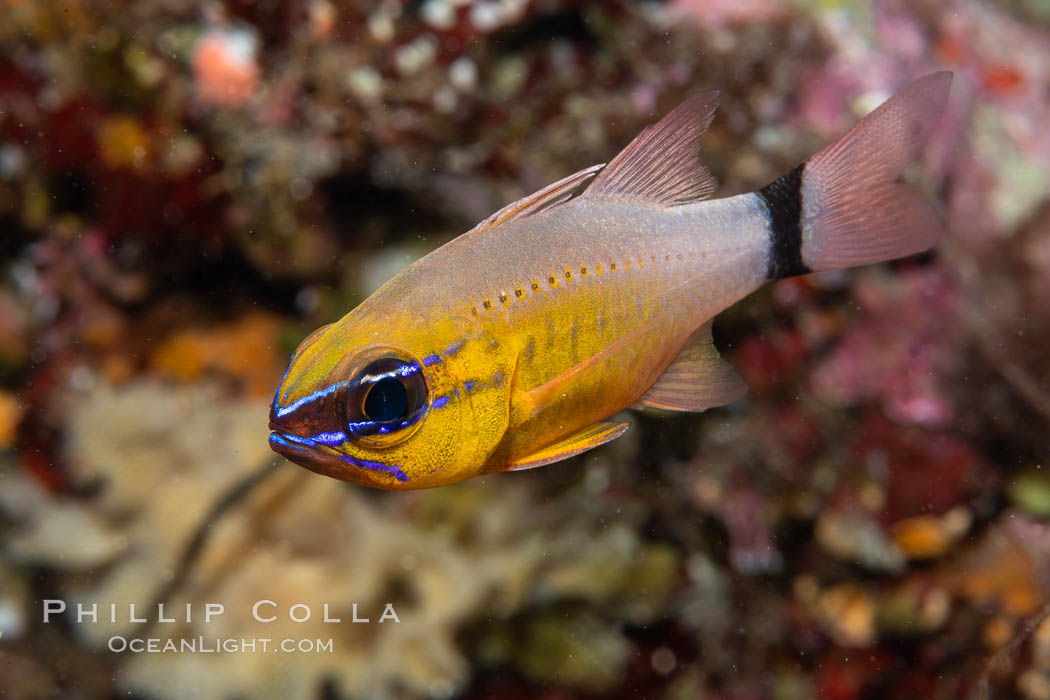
[982, 65, 1025, 95]
[945, 526, 1046, 617]
[192, 31, 260, 107]
[97, 116, 151, 170]
[935, 34, 968, 64]
[150, 313, 285, 397]
[0, 391, 22, 449]
[891, 509, 970, 560]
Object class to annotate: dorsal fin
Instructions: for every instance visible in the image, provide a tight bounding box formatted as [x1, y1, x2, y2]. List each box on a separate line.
[474, 163, 605, 231]
[633, 320, 746, 412]
[585, 91, 719, 206]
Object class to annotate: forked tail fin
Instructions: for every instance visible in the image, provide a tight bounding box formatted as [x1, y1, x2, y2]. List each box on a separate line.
[760, 71, 952, 278]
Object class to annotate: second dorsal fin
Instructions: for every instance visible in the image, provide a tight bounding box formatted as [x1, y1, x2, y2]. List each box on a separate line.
[474, 163, 605, 231]
[584, 91, 720, 207]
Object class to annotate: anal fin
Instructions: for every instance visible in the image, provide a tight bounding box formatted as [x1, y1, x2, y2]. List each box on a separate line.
[504, 421, 630, 471]
[633, 321, 746, 413]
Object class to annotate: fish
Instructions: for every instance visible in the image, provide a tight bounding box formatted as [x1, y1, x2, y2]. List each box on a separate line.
[269, 72, 952, 490]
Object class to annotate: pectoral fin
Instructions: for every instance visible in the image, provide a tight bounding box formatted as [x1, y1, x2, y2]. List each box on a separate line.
[633, 321, 746, 413]
[504, 421, 630, 471]
[521, 318, 659, 419]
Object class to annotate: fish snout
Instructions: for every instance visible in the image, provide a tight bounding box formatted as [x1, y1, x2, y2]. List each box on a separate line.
[269, 380, 345, 436]
[268, 402, 298, 459]
[268, 400, 282, 432]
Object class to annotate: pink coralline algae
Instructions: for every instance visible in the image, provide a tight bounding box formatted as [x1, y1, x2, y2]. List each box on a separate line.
[720, 484, 782, 574]
[811, 267, 963, 427]
[192, 28, 261, 108]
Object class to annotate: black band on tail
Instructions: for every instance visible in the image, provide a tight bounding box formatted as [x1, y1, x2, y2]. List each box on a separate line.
[757, 162, 810, 279]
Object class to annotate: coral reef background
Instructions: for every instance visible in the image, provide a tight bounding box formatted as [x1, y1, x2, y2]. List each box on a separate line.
[2, 0, 1050, 698]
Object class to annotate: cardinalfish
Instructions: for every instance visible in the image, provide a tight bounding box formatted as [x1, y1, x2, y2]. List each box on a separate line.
[269, 72, 952, 490]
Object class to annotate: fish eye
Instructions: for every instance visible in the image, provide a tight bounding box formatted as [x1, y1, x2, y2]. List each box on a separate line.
[363, 376, 408, 422]
[344, 353, 428, 448]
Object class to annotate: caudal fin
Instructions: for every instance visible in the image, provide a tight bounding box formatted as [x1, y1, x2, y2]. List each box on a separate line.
[763, 72, 952, 276]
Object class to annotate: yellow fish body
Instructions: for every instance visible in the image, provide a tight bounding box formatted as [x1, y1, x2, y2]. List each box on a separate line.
[269, 73, 952, 490]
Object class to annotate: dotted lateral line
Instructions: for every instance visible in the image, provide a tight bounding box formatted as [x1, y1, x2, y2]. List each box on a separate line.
[468, 250, 697, 316]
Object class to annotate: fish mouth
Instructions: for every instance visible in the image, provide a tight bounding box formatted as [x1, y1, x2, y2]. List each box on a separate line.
[268, 431, 330, 465]
[267, 396, 337, 460]
[268, 430, 352, 477]
[268, 430, 411, 484]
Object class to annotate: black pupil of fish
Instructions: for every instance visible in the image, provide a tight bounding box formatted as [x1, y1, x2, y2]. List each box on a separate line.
[363, 376, 408, 422]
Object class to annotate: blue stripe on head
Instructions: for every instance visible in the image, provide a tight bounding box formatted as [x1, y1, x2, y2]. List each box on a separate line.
[361, 364, 419, 383]
[340, 453, 411, 482]
[444, 339, 465, 357]
[274, 381, 348, 418]
[268, 432, 295, 450]
[346, 414, 418, 435]
[422, 353, 442, 366]
[273, 433, 317, 449]
[309, 431, 348, 446]
[396, 363, 420, 377]
[432, 395, 450, 409]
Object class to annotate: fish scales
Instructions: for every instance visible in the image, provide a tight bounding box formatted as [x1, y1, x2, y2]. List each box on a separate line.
[419, 196, 770, 464]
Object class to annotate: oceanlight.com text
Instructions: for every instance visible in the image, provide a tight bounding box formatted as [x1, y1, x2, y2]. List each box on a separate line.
[107, 636, 335, 654]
